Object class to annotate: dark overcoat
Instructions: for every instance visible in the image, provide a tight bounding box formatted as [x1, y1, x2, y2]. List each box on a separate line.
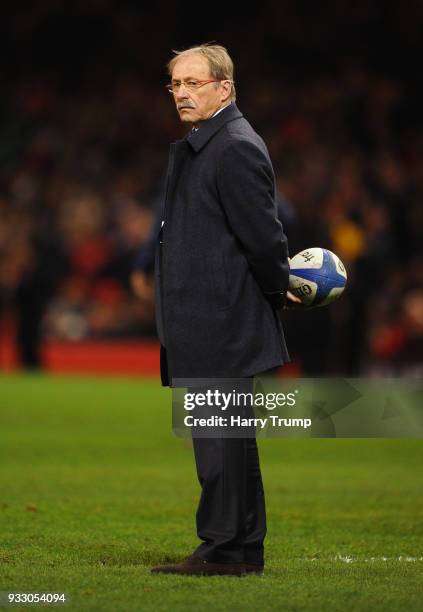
[155, 103, 290, 385]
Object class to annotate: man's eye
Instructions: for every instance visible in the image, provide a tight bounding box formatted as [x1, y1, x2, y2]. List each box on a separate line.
[172, 82, 181, 87]
[187, 81, 198, 87]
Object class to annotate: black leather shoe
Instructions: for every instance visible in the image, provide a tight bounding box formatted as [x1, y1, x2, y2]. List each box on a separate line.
[151, 555, 246, 576]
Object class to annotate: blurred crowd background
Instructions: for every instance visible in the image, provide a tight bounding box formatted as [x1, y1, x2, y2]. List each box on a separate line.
[0, 1, 422, 376]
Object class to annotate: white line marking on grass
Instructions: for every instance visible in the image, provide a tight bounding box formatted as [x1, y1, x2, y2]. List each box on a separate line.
[301, 555, 423, 563]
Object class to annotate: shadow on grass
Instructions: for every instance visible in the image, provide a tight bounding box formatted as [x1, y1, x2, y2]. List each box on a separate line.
[69, 543, 182, 567]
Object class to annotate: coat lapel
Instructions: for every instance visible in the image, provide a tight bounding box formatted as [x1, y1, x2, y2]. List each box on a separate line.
[186, 103, 243, 153]
[161, 103, 243, 221]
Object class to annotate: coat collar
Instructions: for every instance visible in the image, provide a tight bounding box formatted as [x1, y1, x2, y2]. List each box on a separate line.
[186, 103, 243, 153]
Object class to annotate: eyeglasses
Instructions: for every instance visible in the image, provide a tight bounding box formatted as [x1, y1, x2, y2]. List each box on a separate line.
[166, 79, 229, 94]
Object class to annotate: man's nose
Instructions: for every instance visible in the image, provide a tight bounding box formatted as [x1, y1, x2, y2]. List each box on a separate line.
[175, 84, 190, 99]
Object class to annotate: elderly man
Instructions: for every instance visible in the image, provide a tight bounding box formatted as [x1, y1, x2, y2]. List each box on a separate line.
[150, 44, 298, 577]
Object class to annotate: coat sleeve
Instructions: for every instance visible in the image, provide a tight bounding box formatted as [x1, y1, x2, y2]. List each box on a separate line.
[217, 138, 290, 309]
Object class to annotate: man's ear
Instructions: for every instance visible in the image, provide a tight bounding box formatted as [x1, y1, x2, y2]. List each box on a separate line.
[221, 80, 232, 102]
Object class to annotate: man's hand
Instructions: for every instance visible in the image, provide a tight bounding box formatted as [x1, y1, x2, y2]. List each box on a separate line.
[284, 290, 302, 309]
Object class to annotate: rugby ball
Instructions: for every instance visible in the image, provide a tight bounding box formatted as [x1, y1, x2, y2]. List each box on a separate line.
[289, 248, 347, 307]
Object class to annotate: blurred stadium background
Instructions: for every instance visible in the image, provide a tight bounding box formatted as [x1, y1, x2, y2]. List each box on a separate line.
[0, 1, 422, 378]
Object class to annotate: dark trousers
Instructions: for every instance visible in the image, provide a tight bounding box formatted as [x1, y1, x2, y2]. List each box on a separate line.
[190, 378, 267, 565]
[192, 435, 266, 565]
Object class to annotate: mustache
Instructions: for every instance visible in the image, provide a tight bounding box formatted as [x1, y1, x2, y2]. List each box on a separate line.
[177, 103, 195, 110]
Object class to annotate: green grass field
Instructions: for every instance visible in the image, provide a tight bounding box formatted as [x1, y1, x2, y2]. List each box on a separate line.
[1, 374, 422, 612]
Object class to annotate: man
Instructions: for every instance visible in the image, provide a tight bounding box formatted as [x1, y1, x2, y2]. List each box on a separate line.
[150, 44, 299, 577]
